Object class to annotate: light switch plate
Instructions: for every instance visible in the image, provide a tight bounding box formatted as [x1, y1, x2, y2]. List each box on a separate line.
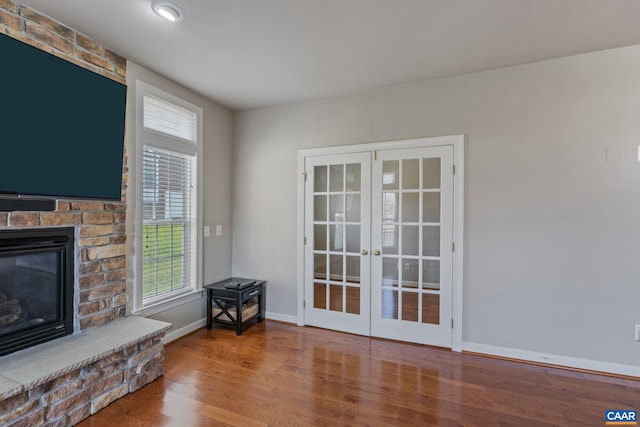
[606, 146, 619, 162]
[216, 225, 222, 236]
[204, 226, 210, 237]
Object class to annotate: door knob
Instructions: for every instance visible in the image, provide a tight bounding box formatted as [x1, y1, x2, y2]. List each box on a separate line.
[374, 250, 381, 256]
[361, 249, 369, 255]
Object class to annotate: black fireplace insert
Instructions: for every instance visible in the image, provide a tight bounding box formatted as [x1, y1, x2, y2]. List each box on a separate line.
[0, 227, 74, 356]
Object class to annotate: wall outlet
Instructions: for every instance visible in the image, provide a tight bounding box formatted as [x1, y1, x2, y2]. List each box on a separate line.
[203, 226, 210, 238]
[404, 263, 410, 271]
[216, 225, 222, 236]
[636, 324, 640, 342]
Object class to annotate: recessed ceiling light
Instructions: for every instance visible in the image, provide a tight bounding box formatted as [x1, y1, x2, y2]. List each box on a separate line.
[151, 1, 183, 22]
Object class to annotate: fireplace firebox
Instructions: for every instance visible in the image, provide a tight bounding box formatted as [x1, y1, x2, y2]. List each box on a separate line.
[0, 227, 74, 356]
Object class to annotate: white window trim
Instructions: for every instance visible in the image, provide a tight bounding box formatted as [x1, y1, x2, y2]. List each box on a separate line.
[132, 80, 204, 317]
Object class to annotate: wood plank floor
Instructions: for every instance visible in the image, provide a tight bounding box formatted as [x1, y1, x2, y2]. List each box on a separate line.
[78, 321, 640, 426]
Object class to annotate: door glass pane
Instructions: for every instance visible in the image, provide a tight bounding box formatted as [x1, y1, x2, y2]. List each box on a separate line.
[402, 159, 419, 190]
[346, 287, 360, 314]
[422, 226, 440, 257]
[310, 159, 368, 321]
[314, 224, 327, 251]
[382, 225, 399, 254]
[329, 225, 343, 251]
[423, 260, 440, 289]
[422, 158, 441, 189]
[402, 225, 419, 255]
[402, 292, 418, 322]
[422, 192, 440, 223]
[401, 193, 419, 222]
[383, 258, 399, 287]
[330, 285, 343, 312]
[422, 293, 440, 324]
[314, 283, 326, 309]
[309, 157, 368, 326]
[329, 255, 343, 280]
[314, 166, 327, 192]
[382, 193, 398, 222]
[329, 164, 344, 192]
[383, 160, 399, 190]
[345, 256, 360, 284]
[401, 258, 419, 288]
[345, 194, 361, 222]
[314, 195, 327, 221]
[314, 254, 326, 280]
[329, 195, 344, 221]
[381, 289, 398, 319]
[345, 163, 361, 191]
[345, 225, 360, 253]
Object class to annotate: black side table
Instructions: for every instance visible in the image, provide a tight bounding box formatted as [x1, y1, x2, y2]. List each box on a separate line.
[205, 278, 265, 335]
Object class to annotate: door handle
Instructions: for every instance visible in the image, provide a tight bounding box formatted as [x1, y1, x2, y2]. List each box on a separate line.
[374, 250, 381, 256]
[361, 249, 369, 255]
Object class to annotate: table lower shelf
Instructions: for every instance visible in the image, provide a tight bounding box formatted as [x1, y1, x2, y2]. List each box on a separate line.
[211, 301, 259, 323]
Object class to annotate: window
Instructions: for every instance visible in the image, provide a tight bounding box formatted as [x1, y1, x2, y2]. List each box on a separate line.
[135, 82, 203, 312]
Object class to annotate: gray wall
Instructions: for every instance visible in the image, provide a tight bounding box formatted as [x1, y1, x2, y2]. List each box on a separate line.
[232, 45, 640, 366]
[125, 61, 233, 331]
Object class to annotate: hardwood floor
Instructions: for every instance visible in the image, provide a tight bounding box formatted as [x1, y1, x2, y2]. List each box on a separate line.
[78, 321, 640, 426]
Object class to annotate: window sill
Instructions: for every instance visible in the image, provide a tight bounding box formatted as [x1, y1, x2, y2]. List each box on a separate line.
[132, 289, 204, 317]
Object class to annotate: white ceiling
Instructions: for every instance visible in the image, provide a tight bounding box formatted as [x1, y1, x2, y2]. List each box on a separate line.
[19, 0, 640, 111]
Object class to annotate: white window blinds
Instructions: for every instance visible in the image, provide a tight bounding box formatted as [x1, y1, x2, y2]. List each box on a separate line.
[143, 94, 197, 142]
[141, 93, 198, 304]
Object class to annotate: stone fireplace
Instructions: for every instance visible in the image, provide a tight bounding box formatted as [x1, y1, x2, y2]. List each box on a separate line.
[0, 2, 171, 426]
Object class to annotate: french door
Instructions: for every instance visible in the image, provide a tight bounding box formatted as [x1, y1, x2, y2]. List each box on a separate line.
[304, 153, 371, 335]
[370, 146, 453, 347]
[303, 142, 456, 348]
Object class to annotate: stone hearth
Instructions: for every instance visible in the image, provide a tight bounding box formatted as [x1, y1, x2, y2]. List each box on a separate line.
[0, 317, 170, 426]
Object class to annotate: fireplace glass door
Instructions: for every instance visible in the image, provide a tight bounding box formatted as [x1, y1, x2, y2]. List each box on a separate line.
[0, 251, 62, 332]
[0, 228, 74, 356]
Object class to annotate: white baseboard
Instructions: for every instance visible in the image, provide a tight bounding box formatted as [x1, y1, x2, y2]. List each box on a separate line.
[265, 311, 297, 324]
[162, 318, 207, 344]
[462, 341, 640, 378]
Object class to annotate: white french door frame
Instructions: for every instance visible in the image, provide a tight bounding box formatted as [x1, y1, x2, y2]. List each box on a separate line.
[297, 135, 465, 351]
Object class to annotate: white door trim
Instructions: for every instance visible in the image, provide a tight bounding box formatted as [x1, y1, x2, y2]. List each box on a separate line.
[297, 134, 465, 351]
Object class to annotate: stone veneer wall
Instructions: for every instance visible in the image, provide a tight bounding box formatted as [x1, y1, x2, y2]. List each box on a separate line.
[0, 2, 169, 426]
[0, 0, 128, 331]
